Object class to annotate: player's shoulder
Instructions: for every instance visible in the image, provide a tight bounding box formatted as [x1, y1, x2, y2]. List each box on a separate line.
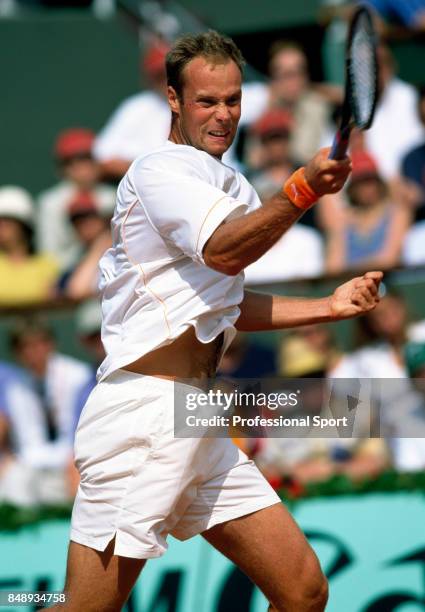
[132, 141, 210, 179]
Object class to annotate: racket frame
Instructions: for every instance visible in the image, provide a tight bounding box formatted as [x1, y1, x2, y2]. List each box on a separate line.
[329, 5, 378, 160]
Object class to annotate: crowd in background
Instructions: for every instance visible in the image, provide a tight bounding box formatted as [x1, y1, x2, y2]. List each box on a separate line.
[1, 1, 425, 507]
[3, 29, 425, 302]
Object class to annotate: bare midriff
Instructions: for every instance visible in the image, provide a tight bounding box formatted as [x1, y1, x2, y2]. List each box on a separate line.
[123, 327, 224, 383]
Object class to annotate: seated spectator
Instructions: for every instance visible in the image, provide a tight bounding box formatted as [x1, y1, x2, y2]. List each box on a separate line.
[233, 40, 333, 170]
[400, 85, 425, 223]
[5, 317, 96, 504]
[249, 108, 296, 197]
[266, 41, 332, 165]
[0, 359, 83, 505]
[57, 192, 111, 299]
[0, 186, 58, 305]
[37, 128, 115, 270]
[0, 361, 46, 506]
[364, 44, 424, 182]
[93, 40, 171, 181]
[325, 150, 410, 274]
[248, 106, 321, 230]
[10, 317, 92, 467]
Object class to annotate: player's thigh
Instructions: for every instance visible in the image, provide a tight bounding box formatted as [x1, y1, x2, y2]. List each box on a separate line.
[202, 502, 325, 608]
[57, 539, 146, 612]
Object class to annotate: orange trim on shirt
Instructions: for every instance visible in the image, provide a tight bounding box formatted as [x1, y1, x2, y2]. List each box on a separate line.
[122, 200, 172, 337]
[195, 195, 232, 258]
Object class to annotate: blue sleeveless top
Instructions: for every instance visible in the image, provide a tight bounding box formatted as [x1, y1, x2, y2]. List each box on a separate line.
[346, 209, 392, 264]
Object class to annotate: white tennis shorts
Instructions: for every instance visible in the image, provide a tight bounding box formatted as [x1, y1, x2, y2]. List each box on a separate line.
[70, 370, 280, 559]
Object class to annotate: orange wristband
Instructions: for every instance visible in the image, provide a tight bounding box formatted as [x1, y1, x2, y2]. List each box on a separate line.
[283, 167, 318, 210]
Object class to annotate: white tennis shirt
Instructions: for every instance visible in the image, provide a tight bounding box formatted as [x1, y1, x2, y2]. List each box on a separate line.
[97, 141, 261, 382]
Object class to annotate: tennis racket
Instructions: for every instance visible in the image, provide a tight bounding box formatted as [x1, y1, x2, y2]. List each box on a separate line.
[329, 5, 379, 160]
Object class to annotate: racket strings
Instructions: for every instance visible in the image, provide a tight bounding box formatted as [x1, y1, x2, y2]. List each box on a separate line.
[348, 14, 377, 128]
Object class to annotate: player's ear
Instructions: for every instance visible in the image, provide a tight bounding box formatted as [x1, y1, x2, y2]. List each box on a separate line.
[168, 86, 181, 115]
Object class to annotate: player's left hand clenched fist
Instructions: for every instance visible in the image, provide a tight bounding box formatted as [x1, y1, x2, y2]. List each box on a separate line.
[328, 271, 383, 320]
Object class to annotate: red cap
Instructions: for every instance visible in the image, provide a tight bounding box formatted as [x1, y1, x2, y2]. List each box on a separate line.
[67, 191, 98, 219]
[55, 129, 95, 160]
[350, 150, 380, 182]
[142, 41, 170, 77]
[252, 109, 293, 138]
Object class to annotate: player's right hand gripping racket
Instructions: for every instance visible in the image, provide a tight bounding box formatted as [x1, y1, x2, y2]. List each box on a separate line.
[329, 5, 379, 160]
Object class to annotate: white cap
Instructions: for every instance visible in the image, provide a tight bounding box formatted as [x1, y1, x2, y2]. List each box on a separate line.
[0, 186, 34, 225]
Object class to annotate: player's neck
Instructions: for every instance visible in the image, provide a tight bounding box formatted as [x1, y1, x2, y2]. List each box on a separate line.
[168, 121, 223, 160]
[169, 119, 189, 148]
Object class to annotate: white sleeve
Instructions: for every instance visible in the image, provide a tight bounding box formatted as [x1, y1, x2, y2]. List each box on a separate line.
[132, 154, 248, 265]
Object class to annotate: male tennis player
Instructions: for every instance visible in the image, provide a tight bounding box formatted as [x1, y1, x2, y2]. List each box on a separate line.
[52, 31, 382, 612]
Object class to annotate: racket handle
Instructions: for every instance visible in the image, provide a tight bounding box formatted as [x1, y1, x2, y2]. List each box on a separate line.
[329, 127, 351, 160]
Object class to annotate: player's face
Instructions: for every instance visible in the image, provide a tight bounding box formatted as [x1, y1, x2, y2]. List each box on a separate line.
[168, 57, 242, 158]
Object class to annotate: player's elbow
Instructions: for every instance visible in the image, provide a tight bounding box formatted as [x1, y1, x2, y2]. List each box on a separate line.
[203, 252, 242, 276]
[203, 241, 243, 275]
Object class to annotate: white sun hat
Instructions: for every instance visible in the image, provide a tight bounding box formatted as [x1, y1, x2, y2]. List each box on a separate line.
[0, 186, 34, 226]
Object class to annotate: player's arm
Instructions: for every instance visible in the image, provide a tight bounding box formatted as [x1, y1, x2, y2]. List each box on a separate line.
[203, 148, 351, 276]
[236, 271, 383, 332]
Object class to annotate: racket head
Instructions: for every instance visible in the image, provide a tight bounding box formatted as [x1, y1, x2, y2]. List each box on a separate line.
[345, 5, 379, 130]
